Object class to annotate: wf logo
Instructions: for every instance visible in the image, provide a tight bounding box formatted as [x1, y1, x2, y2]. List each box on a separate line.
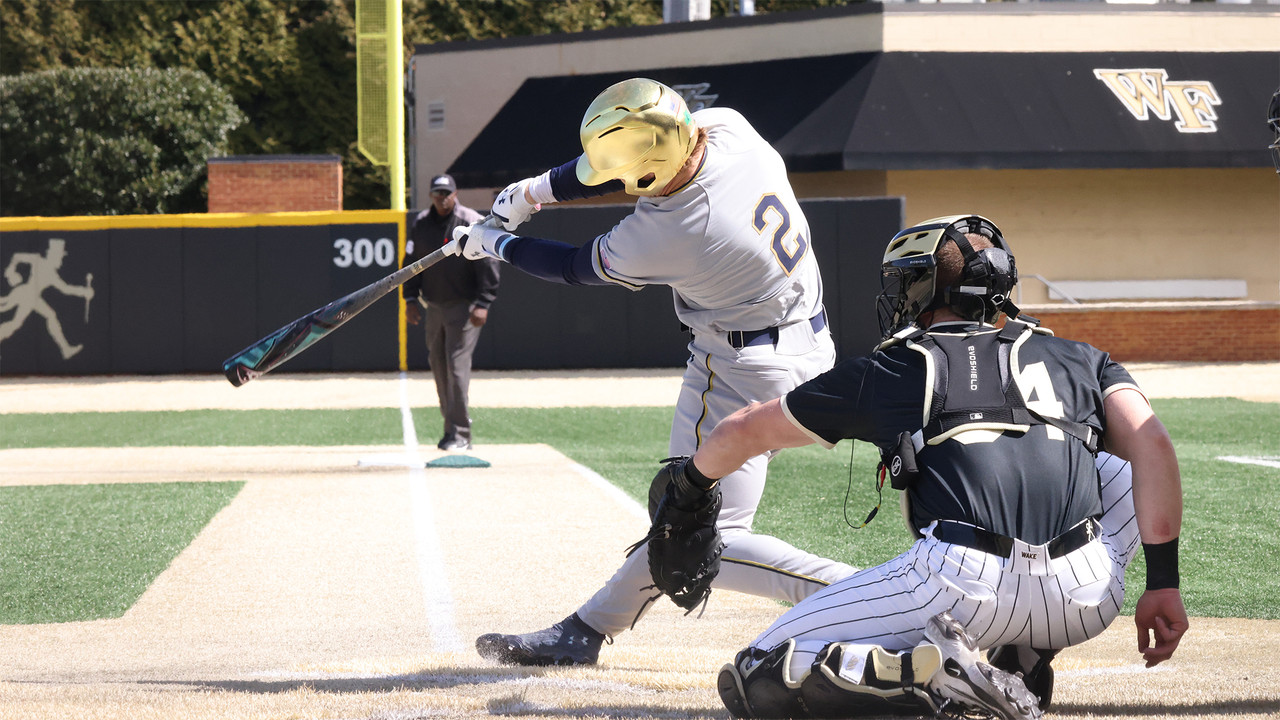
[1093, 69, 1222, 133]
[671, 83, 718, 112]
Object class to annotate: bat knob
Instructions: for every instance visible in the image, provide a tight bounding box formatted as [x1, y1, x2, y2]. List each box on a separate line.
[223, 361, 257, 387]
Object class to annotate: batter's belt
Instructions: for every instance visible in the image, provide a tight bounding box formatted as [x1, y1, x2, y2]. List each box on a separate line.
[726, 308, 827, 349]
[932, 517, 1101, 560]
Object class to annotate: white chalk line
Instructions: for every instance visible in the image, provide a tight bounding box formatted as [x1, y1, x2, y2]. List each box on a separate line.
[351, 381, 648, 657]
[399, 371, 465, 654]
[1056, 663, 1170, 678]
[246, 668, 655, 694]
[570, 462, 649, 523]
[1218, 455, 1280, 469]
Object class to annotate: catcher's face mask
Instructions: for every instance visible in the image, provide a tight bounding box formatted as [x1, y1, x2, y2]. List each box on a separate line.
[575, 78, 698, 197]
[878, 229, 940, 339]
[877, 215, 1016, 338]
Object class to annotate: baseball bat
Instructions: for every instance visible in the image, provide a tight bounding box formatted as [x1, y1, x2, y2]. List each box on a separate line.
[222, 237, 460, 387]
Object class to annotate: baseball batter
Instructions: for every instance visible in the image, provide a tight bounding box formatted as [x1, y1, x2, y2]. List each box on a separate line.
[455, 78, 855, 665]
[681, 216, 1187, 718]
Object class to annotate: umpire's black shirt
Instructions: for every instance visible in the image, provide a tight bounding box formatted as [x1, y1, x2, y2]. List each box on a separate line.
[782, 321, 1139, 545]
[402, 204, 500, 309]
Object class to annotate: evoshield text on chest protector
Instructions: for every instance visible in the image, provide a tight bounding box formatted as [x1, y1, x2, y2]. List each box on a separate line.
[880, 321, 1101, 491]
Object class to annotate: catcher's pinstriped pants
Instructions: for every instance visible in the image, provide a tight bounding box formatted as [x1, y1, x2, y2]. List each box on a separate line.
[747, 453, 1140, 680]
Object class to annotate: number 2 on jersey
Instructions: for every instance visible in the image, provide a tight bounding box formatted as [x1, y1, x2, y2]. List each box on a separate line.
[753, 194, 809, 275]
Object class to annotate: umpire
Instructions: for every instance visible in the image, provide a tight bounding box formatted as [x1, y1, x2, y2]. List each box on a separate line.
[402, 174, 499, 451]
[682, 215, 1187, 718]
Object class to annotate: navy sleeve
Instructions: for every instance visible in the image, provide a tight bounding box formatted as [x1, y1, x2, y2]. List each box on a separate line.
[547, 159, 624, 201]
[501, 235, 609, 286]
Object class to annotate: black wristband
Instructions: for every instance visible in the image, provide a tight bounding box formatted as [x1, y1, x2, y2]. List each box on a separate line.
[683, 458, 717, 490]
[1142, 538, 1180, 590]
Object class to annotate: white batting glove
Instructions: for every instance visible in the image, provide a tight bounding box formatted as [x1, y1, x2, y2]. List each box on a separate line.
[492, 179, 541, 231]
[452, 218, 515, 261]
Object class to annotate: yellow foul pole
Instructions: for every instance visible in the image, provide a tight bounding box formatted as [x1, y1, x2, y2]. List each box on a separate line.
[357, 0, 409, 368]
[387, 0, 405, 212]
[387, 1, 408, 369]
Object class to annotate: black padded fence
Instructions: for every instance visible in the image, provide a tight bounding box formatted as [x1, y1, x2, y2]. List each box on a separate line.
[0, 198, 902, 376]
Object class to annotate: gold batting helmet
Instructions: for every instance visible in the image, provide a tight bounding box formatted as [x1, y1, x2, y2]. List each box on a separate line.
[575, 78, 698, 196]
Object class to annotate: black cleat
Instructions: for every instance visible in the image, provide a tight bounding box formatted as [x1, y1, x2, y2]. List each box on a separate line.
[987, 645, 1056, 711]
[475, 613, 606, 666]
[437, 435, 472, 452]
[718, 660, 752, 718]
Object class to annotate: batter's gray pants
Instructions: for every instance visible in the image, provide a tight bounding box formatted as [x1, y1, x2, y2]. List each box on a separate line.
[577, 320, 857, 636]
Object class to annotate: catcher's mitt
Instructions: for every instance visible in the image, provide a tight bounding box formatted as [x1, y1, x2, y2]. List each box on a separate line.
[627, 456, 724, 613]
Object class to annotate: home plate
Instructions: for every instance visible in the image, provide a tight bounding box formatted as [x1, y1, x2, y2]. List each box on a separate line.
[355, 452, 492, 468]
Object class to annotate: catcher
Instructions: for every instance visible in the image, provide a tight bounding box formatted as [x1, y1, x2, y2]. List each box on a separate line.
[662, 215, 1187, 718]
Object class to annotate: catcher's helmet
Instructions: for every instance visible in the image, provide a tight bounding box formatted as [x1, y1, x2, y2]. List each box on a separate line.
[877, 215, 1017, 338]
[1268, 87, 1280, 174]
[575, 78, 698, 196]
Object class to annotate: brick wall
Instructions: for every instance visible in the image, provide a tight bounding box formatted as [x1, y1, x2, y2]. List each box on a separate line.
[1020, 302, 1280, 362]
[207, 155, 342, 213]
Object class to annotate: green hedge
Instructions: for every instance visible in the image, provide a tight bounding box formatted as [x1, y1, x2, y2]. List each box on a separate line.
[0, 66, 244, 215]
[0, 1, 844, 212]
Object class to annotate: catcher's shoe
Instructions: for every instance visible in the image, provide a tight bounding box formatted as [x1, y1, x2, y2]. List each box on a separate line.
[717, 660, 751, 718]
[986, 645, 1056, 711]
[923, 612, 1043, 720]
[716, 642, 806, 719]
[475, 613, 607, 666]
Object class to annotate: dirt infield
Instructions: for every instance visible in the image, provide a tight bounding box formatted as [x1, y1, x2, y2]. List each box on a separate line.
[2, 361, 1277, 413]
[1, 365, 1278, 719]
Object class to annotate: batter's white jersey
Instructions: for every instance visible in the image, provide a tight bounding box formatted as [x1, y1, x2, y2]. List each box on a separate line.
[574, 107, 854, 636]
[587, 108, 824, 336]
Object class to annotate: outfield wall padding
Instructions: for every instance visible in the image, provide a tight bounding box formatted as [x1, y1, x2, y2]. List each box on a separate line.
[0, 199, 902, 376]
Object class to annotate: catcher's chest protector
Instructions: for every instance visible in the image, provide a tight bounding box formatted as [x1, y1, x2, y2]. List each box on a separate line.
[882, 321, 1099, 490]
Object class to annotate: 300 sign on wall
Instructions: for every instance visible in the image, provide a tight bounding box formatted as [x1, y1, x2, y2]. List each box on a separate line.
[333, 237, 395, 268]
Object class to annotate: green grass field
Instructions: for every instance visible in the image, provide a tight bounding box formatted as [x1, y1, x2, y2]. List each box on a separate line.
[1, 398, 1276, 624]
[0, 482, 243, 624]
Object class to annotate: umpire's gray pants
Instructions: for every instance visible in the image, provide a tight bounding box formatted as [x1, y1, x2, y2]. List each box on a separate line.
[423, 299, 482, 444]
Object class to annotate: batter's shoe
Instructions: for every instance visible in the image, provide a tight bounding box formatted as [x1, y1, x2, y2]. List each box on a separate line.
[475, 613, 607, 666]
[923, 612, 1043, 720]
